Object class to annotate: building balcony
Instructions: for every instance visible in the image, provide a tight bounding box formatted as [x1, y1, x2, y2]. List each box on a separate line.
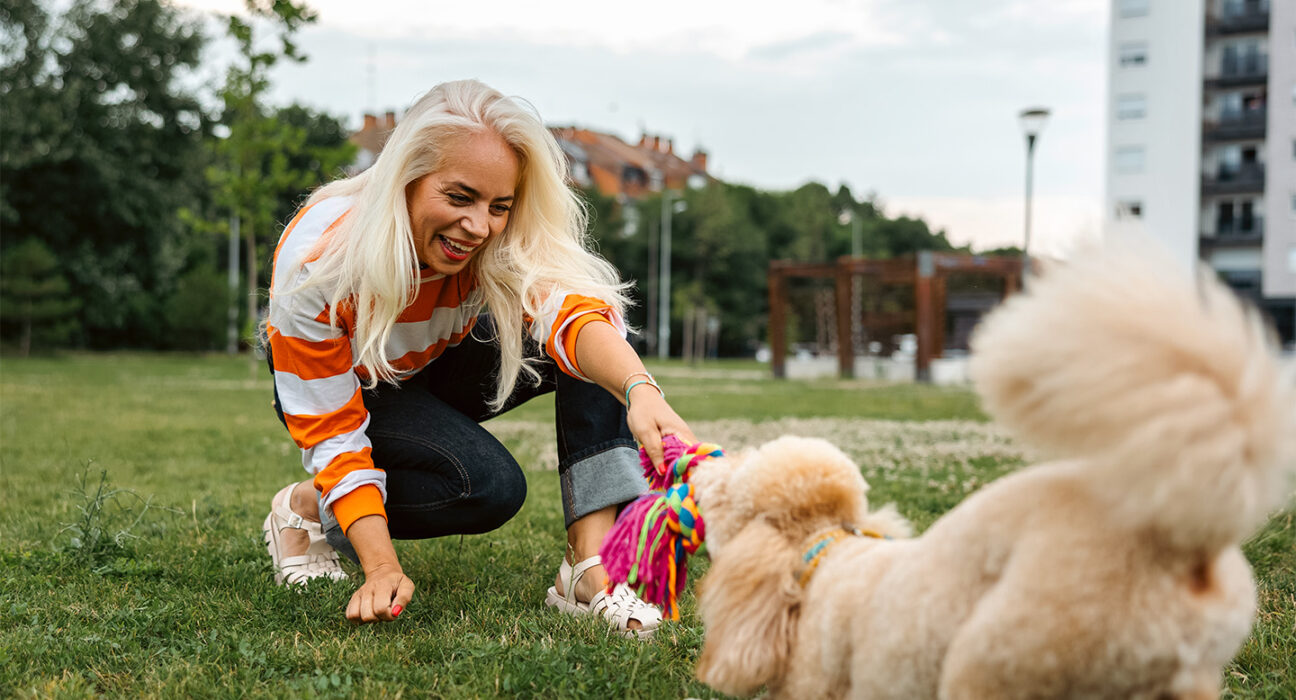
[1202, 164, 1265, 195]
[1205, 55, 1269, 87]
[1206, 5, 1270, 35]
[1200, 221, 1265, 248]
[1203, 108, 1267, 141]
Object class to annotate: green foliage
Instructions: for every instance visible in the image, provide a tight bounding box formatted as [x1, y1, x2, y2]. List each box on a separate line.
[162, 265, 229, 351]
[56, 465, 179, 565]
[590, 180, 956, 356]
[0, 0, 210, 349]
[0, 238, 80, 354]
[0, 1, 353, 353]
[208, 1, 348, 339]
[270, 104, 358, 223]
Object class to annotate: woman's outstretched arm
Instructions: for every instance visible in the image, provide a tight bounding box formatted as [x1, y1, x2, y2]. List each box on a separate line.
[573, 320, 697, 469]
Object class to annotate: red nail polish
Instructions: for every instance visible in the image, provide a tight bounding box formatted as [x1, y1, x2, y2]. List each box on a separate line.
[392, 605, 403, 617]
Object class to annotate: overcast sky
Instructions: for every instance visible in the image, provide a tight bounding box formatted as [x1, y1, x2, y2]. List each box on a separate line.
[179, 0, 1110, 256]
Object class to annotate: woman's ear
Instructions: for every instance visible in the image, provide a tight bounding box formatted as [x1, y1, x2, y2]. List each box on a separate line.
[695, 518, 801, 696]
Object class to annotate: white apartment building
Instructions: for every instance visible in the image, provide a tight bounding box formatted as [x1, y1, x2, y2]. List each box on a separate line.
[1105, 0, 1296, 346]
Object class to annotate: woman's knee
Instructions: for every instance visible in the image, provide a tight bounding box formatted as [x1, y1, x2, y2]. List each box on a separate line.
[457, 460, 527, 533]
[383, 444, 527, 537]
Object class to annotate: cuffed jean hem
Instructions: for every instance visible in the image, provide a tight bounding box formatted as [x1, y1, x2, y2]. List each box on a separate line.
[560, 445, 646, 528]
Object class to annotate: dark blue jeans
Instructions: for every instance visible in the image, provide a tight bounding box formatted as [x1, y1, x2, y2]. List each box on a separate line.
[268, 316, 645, 561]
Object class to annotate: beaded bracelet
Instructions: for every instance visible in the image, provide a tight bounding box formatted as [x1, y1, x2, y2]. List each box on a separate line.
[625, 378, 664, 407]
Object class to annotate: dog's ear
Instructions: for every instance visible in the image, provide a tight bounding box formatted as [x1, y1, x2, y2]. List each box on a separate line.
[695, 518, 800, 696]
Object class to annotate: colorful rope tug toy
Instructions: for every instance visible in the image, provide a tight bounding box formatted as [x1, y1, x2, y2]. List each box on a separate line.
[599, 436, 725, 620]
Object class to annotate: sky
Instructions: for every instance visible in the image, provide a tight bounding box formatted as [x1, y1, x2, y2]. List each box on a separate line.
[178, 0, 1110, 256]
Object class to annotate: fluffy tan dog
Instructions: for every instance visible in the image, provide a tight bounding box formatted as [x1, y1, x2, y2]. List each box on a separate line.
[689, 245, 1296, 699]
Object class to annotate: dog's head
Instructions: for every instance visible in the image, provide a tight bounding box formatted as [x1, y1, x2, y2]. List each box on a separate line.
[692, 435, 874, 557]
[691, 435, 893, 694]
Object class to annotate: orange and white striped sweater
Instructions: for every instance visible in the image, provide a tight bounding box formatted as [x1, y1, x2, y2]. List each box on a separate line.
[266, 197, 624, 533]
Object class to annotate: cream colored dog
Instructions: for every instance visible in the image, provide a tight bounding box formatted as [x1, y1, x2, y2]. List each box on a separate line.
[689, 245, 1296, 699]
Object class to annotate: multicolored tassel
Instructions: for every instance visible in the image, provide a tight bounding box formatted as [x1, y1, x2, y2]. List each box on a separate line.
[599, 436, 725, 620]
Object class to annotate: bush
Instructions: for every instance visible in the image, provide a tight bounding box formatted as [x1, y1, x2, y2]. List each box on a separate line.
[163, 265, 229, 351]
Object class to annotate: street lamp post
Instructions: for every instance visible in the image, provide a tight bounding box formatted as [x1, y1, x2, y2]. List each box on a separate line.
[839, 208, 864, 360]
[1018, 107, 1050, 275]
[657, 191, 686, 359]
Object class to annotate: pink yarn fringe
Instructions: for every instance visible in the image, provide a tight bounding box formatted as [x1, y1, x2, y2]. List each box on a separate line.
[599, 435, 693, 611]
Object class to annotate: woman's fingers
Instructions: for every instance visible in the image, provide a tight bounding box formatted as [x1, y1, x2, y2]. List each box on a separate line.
[359, 588, 376, 623]
[345, 572, 414, 623]
[393, 576, 415, 616]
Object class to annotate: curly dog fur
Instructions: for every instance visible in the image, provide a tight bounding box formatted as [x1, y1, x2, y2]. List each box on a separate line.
[689, 243, 1296, 699]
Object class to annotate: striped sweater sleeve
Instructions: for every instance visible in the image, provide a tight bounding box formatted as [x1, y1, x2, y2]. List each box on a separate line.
[267, 200, 386, 533]
[529, 292, 626, 380]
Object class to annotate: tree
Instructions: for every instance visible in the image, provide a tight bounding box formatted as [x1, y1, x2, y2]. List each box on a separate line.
[208, 0, 318, 354]
[0, 239, 81, 355]
[1, 0, 210, 348]
[585, 178, 960, 357]
[270, 104, 357, 226]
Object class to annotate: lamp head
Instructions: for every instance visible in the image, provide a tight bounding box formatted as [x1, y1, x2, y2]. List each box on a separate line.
[1018, 107, 1051, 138]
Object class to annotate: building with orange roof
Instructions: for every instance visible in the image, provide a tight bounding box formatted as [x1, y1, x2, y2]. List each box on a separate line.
[347, 114, 712, 200]
[549, 126, 711, 199]
[348, 111, 397, 174]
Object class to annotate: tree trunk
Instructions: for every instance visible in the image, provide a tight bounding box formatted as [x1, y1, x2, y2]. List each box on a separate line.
[20, 303, 31, 357]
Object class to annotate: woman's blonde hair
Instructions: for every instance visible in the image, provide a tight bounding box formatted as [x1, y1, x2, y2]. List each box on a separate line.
[283, 79, 628, 409]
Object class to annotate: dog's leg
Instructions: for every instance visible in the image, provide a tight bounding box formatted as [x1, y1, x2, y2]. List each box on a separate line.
[695, 519, 802, 696]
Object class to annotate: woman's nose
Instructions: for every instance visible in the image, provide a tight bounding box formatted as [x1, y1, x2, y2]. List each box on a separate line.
[461, 208, 489, 239]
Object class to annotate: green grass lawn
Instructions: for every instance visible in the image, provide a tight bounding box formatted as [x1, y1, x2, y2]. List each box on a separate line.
[1, 353, 1292, 698]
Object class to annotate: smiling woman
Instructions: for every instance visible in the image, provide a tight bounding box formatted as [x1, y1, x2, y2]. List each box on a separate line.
[258, 79, 695, 636]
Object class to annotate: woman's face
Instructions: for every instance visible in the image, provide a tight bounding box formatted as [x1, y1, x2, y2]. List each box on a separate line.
[406, 129, 520, 276]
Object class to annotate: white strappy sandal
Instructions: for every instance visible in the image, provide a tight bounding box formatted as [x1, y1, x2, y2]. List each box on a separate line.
[544, 554, 663, 639]
[262, 482, 349, 586]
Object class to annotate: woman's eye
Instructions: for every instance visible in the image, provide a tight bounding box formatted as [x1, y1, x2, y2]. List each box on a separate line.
[448, 193, 471, 204]
[491, 204, 511, 215]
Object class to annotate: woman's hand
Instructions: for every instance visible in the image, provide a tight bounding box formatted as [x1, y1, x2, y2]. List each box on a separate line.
[625, 384, 697, 472]
[346, 561, 415, 624]
[344, 514, 414, 623]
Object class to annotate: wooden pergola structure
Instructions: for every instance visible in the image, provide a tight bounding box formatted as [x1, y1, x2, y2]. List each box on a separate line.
[768, 252, 1025, 381]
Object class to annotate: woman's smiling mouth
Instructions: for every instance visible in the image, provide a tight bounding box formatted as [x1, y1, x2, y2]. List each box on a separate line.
[437, 234, 477, 261]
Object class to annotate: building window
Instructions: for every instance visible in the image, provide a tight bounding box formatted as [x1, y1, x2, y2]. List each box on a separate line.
[1116, 93, 1147, 119]
[1116, 200, 1144, 219]
[1118, 42, 1148, 67]
[1119, 0, 1150, 18]
[1115, 145, 1146, 173]
[1218, 144, 1242, 178]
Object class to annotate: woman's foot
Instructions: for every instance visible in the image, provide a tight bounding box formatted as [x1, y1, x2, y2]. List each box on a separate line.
[263, 481, 348, 586]
[545, 506, 661, 637]
[546, 554, 661, 637]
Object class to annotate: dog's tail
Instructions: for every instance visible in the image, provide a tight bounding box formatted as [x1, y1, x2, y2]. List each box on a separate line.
[969, 241, 1295, 551]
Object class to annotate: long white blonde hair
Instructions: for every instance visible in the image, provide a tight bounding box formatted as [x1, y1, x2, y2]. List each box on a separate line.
[282, 79, 629, 410]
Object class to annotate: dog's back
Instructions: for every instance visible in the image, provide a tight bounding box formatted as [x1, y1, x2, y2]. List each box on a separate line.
[829, 462, 1260, 699]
